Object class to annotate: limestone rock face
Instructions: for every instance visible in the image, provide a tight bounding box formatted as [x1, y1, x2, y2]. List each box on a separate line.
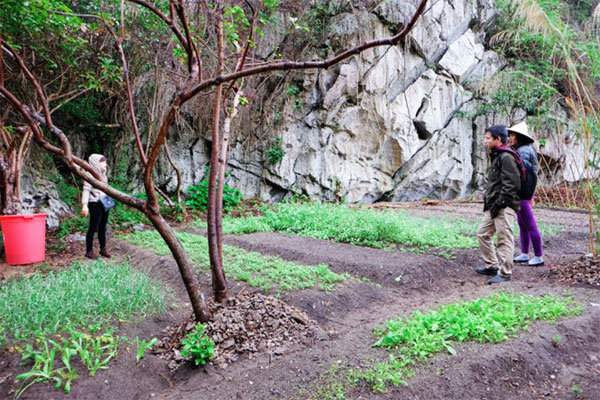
[115, 0, 585, 205]
[214, 0, 504, 202]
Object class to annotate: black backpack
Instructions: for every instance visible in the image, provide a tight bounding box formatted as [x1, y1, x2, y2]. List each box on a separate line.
[518, 158, 537, 200]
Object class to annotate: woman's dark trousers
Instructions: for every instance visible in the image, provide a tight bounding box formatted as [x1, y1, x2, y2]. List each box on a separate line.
[86, 201, 109, 252]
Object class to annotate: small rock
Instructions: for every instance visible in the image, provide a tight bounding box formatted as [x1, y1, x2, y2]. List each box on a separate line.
[66, 233, 86, 242]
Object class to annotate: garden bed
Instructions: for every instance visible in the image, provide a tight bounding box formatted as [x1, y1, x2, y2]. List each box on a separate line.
[0, 201, 598, 399]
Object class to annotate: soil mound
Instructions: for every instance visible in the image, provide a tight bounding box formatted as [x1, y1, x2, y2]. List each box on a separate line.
[154, 293, 324, 369]
[550, 256, 600, 286]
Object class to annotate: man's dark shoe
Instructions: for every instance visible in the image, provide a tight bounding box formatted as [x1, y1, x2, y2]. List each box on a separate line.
[475, 266, 499, 276]
[488, 274, 511, 284]
[85, 251, 98, 260]
[99, 249, 111, 258]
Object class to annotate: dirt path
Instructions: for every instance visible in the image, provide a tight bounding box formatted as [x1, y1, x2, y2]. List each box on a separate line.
[2, 203, 599, 399]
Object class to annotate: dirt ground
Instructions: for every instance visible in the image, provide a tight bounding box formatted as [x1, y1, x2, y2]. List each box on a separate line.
[1, 201, 599, 400]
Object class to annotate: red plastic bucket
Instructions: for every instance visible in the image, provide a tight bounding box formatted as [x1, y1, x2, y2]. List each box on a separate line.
[0, 213, 46, 265]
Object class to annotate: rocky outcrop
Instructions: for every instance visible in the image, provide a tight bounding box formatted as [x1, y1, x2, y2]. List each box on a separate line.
[115, 0, 587, 204]
[221, 0, 506, 202]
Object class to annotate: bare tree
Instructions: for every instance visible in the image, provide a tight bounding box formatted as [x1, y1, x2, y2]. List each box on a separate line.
[0, 0, 428, 321]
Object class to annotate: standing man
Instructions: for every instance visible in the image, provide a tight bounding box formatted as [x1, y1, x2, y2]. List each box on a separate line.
[476, 125, 522, 284]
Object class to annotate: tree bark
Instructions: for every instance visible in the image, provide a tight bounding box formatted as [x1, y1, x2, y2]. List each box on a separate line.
[146, 211, 211, 322]
[206, 10, 228, 303]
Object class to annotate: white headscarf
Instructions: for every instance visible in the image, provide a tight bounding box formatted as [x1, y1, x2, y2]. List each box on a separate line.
[88, 154, 108, 182]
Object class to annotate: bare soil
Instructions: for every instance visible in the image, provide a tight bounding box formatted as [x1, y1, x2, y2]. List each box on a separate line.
[1, 202, 599, 400]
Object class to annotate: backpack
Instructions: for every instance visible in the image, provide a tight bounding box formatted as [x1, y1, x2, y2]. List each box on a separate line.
[518, 158, 537, 200]
[496, 146, 536, 200]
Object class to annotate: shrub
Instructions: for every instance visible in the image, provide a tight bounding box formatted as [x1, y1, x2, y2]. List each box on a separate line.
[186, 180, 242, 211]
[265, 136, 285, 164]
[180, 324, 214, 366]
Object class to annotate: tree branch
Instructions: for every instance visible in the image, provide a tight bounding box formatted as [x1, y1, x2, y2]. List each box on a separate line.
[182, 0, 428, 103]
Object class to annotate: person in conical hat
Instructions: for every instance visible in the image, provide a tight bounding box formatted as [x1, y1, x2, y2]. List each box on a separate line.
[507, 122, 544, 267]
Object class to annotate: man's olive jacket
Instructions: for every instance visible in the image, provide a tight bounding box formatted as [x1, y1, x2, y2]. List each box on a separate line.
[483, 148, 522, 213]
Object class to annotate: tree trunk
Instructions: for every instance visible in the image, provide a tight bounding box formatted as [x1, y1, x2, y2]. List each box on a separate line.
[206, 12, 228, 303]
[207, 85, 228, 303]
[216, 90, 242, 261]
[146, 211, 211, 322]
[0, 164, 21, 215]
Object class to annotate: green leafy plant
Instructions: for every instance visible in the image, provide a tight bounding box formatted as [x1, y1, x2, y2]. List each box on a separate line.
[265, 136, 285, 164]
[351, 292, 582, 393]
[286, 84, 301, 97]
[572, 385, 583, 394]
[186, 178, 242, 211]
[15, 329, 121, 397]
[135, 337, 158, 362]
[181, 324, 215, 366]
[15, 339, 62, 398]
[69, 330, 119, 376]
[552, 334, 562, 344]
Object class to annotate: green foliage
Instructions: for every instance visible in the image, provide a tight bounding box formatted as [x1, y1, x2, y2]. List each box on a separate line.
[219, 202, 562, 252]
[123, 230, 351, 294]
[572, 385, 583, 394]
[51, 174, 79, 208]
[53, 95, 118, 153]
[286, 84, 301, 97]
[186, 178, 243, 211]
[135, 337, 158, 363]
[67, 329, 119, 377]
[0, 261, 168, 344]
[110, 202, 148, 226]
[304, 364, 351, 400]
[265, 136, 285, 164]
[0, 0, 89, 66]
[219, 202, 479, 251]
[181, 324, 215, 366]
[350, 292, 582, 393]
[57, 216, 88, 238]
[15, 329, 120, 397]
[487, 0, 600, 124]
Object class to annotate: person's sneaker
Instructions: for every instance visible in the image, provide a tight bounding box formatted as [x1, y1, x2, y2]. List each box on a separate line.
[476, 266, 499, 276]
[513, 253, 530, 263]
[100, 249, 111, 258]
[488, 274, 511, 284]
[85, 251, 98, 260]
[527, 256, 544, 266]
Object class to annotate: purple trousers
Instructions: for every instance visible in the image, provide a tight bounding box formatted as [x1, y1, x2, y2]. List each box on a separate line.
[517, 199, 543, 257]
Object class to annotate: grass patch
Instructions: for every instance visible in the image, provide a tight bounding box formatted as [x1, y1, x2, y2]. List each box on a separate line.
[214, 202, 479, 251]
[0, 260, 168, 344]
[304, 292, 581, 397]
[214, 202, 562, 253]
[123, 230, 351, 293]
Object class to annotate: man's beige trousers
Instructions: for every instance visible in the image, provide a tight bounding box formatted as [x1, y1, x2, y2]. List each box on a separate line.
[477, 207, 516, 276]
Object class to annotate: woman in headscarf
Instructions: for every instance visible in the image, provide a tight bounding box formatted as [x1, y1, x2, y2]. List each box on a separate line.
[81, 154, 111, 259]
[508, 122, 544, 266]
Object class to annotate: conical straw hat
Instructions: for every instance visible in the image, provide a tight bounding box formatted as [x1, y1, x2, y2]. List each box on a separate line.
[507, 121, 535, 144]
